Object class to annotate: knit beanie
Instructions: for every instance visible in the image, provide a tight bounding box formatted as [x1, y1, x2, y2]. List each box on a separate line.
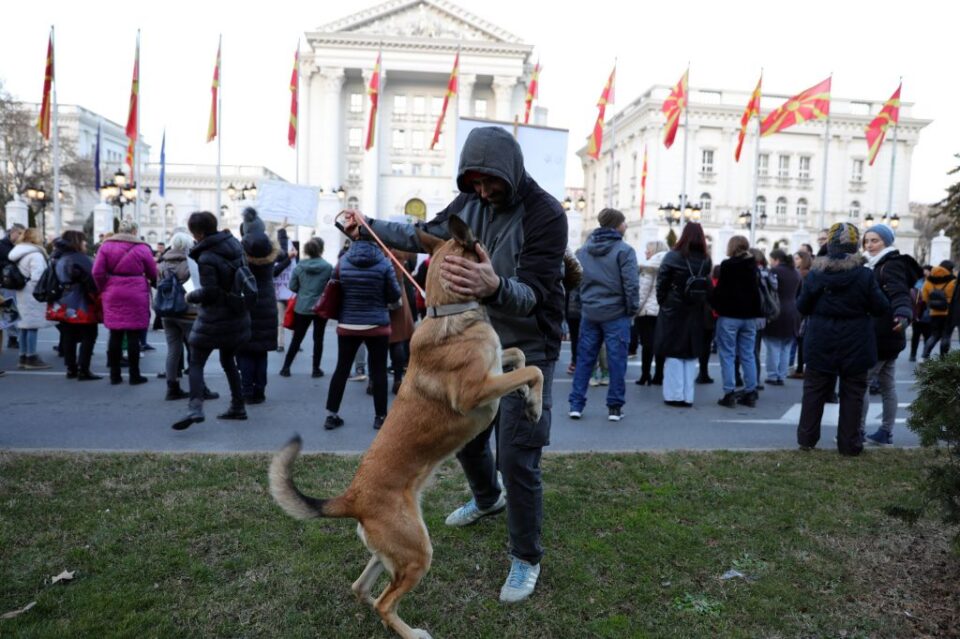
[598, 208, 626, 230]
[865, 223, 895, 247]
[827, 222, 860, 256]
[240, 207, 265, 237]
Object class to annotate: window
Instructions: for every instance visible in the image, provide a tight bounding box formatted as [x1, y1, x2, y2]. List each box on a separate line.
[147, 231, 158, 246]
[431, 96, 443, 116]
[393, 95, 407, 114]
[164, 204, 175, 222]
[699, 192, 712, 216]
[392, 129, 406, 150]
[701, 149, 715, 174]
[474, 99, 487, 119]
[799, 156, 812, 179]
[758, 153, 770, 176]
[348, 161, 361, 181]
[778, 155, 790, 178]
[411, 163, 422, 176]
[755, 195, 767, 216]
[413, 96, 425, 115]
[796, 198, 808, 222]
[348, 128, 362, 150]
[346, 196, 359, 211]
[391, 162, 405, 175]
[850, 201, 861, 219]
[219, 205, 229, 219]
[852, 159, 864, 182]
[350, 93, 363, 114]
[412, 130, 425, 150]
[775, 196, 788, 222]
[429, 164, 442, 176]
[149, 203, 159, 223]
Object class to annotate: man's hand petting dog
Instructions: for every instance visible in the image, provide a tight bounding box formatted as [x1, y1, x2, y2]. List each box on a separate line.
[440, 244, 499, 298]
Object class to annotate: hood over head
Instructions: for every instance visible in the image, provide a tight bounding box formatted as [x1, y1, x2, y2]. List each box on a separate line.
[455, 127, 526, 207]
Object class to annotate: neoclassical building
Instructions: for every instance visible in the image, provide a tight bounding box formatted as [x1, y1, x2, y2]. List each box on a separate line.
[578, 84, 932, 261]
[298, 0, 539, 250]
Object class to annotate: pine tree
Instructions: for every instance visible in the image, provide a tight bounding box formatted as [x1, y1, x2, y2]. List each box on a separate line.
[932, 153, 960, 261]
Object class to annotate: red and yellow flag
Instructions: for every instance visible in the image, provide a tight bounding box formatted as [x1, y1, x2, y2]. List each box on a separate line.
[125, 37, 140, 139]
[430, 51, 459, 151]
[586, 65, 616, 160]
[125, 138, 135, 179]
[865, 83, 901, 166]
[662, 69, 688, 149]
[639, 145, 648, 219]
[207, 39, 221, 143]
[365, 52, 382, 151]
[36, 30, 54, 140]
[735, 74, 761, 162]
[288, 47, 299, 148]
[760, 76, 831, 137]
[523, 61, 541, 125]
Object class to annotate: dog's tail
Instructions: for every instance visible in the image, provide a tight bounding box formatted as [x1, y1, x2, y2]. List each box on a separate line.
[269, 435, 352, 520]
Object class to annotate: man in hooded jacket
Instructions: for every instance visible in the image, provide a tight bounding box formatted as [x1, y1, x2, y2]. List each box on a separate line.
[341, 126, 567, 604]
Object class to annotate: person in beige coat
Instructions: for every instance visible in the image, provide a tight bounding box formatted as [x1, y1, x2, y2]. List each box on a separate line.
[9, 228, 52, 369]
[635, 241, 668, 385]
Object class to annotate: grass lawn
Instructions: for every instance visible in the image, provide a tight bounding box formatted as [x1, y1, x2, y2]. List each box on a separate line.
[1, 448, 958, 638]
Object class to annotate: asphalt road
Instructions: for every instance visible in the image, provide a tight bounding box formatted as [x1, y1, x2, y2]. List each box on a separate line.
[0, 325, 936, 454]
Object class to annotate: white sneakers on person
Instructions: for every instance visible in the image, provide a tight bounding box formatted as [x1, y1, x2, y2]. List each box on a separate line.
[444, 493, 507, 527]
[499, 556, 541, 603]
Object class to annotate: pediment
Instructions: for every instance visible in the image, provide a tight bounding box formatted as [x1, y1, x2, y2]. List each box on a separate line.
[315, 0, 523, 43]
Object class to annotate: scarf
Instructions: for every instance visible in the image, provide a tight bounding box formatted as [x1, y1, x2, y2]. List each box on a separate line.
[864, 246, 898, 270]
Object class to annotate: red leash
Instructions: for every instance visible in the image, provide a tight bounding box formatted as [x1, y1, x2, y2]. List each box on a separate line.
[337, 212, 426, 299]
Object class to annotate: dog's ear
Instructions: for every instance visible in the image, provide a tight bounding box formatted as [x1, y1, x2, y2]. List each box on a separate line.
[415, 228, 445, 256]
[448, 215, 477, 251]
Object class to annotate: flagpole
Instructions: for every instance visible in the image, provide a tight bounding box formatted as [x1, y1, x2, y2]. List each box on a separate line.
[160, 129, 166, 243]
[216, 34, 222, 223]
[886, 77, 901, 218]
[818, 74, 832, 230]
[750, 70, 762, 245]
[607, 57, 617, 209]
[51, 25, 61, 238]
[679, 63, 690, 219]
[134, 29, 142, 229]
[295, 40, 300, 186]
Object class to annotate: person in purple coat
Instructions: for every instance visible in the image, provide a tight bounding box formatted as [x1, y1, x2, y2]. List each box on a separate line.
[92, 220, 158, 385]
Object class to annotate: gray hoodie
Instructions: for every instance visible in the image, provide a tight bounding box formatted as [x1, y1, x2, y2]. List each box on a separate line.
[366, 126, 567, 362]
[576, 227, 640, 323]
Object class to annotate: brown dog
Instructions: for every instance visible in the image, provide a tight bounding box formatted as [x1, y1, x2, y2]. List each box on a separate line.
[269, 216, 544, 639]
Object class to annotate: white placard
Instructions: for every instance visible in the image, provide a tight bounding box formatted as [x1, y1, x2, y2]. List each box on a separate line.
[255, 180, 320, 226]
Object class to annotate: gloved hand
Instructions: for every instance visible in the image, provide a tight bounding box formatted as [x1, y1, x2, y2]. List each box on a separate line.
[893, 316, 910, 332]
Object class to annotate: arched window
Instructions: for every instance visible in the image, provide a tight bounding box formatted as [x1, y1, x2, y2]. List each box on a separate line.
[219, 205, 229, 220]
[147, 231, 158, 246]
[404, 198, 427, 220]
[699, 192, 712, 220]
[796, 198, 808, 223]
[149, 203, 159, 224]
[755, 195, 767, 216]
[774, 238, 790, 250]
[775, 197, 787, 223]
[346, 196, 360, 211]
[849, 201, 861, 219]
[165, 204, 176, 224]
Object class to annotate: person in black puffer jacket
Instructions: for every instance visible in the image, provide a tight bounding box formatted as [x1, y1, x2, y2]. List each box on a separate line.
[323, 239, 400, 432]
[47, 231, 101, 380]
[171, 211, 251, 430]
[796, 223, 889, 456]
[236, 208, 279, 405]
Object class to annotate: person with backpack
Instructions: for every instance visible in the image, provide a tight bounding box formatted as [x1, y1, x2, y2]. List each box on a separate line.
[654, 222, 712, 407]
[711, 235, 762, 408]
[763, 249, 801, 386]
[635, 241, 668, 386]
[921, 260, 957, 359]
[171, 212, 252, 430]
[1, 223, 25, 353]
[92, 219, 158, 385]
[8, 228, 52, 369]
[272, 228, 295, 353]
[278, 237, 332, 378]
[908, 265, 932, 362]
[236, 209, 279, 405]
[46, 231, 100, 380]
[156, 232, 200, 400]
[859, 224, 921, 446]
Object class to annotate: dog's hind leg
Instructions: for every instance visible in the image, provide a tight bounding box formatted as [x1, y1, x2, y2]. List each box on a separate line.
[352, 554, 385, 606]
[374, 563, 432, 639]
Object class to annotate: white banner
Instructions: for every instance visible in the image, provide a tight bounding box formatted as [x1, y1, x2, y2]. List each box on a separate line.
[255, 180, 319, 226]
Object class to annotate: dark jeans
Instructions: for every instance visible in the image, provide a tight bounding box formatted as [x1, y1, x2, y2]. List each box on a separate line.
[326, 334, 389, 417]
[910, 322, 930, 358]
[283, 313, 327, 372]
[108, 329, 141, 379]
[61, 323, 97, 373]
[638, 316, 664, 381]
[797, 368, 867, 456]
[567, 317, 580, 368]
[628, 316, 640, 356]
[236, 351, 268, 399]
[923, 316, 952, 358]
[189, 344, 242, 412]
[456, 359, 555, 565]
[698, 327, 714, 380]
[389, 340, 409, 380]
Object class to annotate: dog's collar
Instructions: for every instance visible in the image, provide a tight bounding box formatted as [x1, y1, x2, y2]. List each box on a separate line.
[426, 301, 481, 318]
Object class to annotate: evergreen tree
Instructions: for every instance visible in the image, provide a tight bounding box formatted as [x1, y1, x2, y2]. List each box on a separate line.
[931, 153, 960, 261]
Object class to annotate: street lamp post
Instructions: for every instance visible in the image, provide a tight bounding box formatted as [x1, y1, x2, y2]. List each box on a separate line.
[738, 209, 767, 230]
[659, 196, 701, 227]
[23, 186, 63, 240]
[100, 169, 150, 227]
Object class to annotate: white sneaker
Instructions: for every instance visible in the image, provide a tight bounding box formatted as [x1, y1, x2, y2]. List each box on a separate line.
[569, 409, 582, 419]
[499, 556, 540, 603]
[444, 493, 506, 527]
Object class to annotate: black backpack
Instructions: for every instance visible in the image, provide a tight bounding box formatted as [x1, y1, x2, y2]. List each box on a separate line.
[683, 259, 710, 304]
[1, 262, 27, 290]
[228, 256, 258, 312]
[32, 259, 64, 303]
[757, 269, 781, 322]
[153, 270, 188, 317]
[928, 286, 950, 312]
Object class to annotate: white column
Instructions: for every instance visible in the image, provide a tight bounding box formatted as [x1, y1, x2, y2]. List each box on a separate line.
[316, 67, 345, 192]
[716, 224, 736, 265]
[361, 67, 383, 218]
[93, 201, 113, 240]
[5, 197, 28, 228]
[459, 73, 476, 119]
[791, 227, 812, 252]
[931, 230, 952, 266]
[298, 55, 318, 185]
[640, 219, 660, 252]
[492, 76, 518, 122]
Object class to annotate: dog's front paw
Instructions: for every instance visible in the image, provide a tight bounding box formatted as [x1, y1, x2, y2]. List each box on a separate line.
[524, 395, 543, 424]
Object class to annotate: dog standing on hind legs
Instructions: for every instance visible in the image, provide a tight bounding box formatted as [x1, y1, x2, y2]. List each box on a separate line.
[269, 216, 544, 639]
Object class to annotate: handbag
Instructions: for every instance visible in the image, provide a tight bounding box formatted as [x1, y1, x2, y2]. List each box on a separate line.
[282, 295, 297, 329]
[312, 265, 342, 320]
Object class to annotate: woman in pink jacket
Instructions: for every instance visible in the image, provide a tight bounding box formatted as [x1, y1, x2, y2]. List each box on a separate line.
[92, 220, 157, 385]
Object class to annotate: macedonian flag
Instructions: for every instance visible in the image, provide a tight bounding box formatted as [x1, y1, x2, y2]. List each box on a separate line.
[125, 35, 140, 140]
[523, 60, 541, 125]
[662, 69, 688, 149]
[36, 29, 54, 141]
[288, 47, 299, 148]
[586, 64, 616, 160]
[735, 74, 762, 162]
[365, 52, 381, 151]
[865, 83, 901, 166]
[207, 37, 221, 143]
[430, 51, 459, 150]
[760, 76, 831, 137]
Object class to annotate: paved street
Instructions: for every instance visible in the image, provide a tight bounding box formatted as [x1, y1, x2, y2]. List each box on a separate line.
[0, 325, 935, 454]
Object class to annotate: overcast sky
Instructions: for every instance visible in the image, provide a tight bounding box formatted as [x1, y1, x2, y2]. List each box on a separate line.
[2, 0, 957, 204]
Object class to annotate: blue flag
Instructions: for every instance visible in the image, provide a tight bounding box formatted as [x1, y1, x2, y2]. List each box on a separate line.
[94, 121, 101, 190]
[159, 129, 166, 197]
